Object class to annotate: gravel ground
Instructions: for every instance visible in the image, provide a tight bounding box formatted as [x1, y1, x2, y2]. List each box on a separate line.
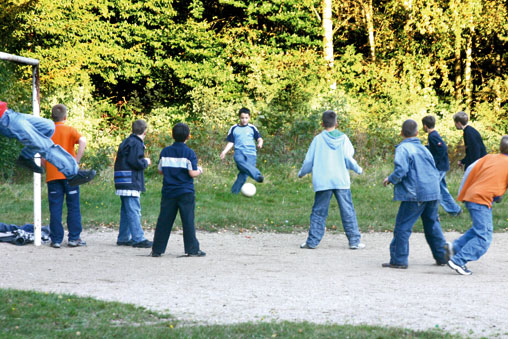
[1, 229, 508, 338]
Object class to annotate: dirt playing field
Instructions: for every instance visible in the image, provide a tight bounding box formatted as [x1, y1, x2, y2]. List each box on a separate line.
[1, 229, 508, 338]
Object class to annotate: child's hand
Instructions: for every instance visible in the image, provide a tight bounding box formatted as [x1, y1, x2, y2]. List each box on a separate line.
[198, 166, 203, 174]
[220, 152, 226, 160]
[145, 158, 151, 166]
[383, 177, 391, 186]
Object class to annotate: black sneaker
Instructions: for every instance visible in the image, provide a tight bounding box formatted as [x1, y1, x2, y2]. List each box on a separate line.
[68, 170, 96, 186]
[187, 250, 206, 257]
[150, 251, 161, 257]
[117, 240, 134, 246]
[381, 262, 408, 269]
[444, 241, 455, 262]
[50, 242, 61, 249]
[447, 260, 472, 275]
[257, 175, 264, 183]
[132, 239, 153, 248]
[16, 156, 44, 174]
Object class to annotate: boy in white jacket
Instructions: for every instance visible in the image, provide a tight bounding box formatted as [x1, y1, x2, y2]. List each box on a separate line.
[298, 110, 364, 249]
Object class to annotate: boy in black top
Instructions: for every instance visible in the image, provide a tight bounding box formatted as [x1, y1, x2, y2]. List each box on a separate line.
[453, 111, 487, 170]
[151, 123, 205, 257]
[422, 115, 462, 216]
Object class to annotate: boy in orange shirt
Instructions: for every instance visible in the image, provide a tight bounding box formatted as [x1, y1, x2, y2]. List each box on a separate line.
[46, 104, 87, 248]
[445, 136, 508, 275]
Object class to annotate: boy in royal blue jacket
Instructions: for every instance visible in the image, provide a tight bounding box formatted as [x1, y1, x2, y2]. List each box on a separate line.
[382, 119, 448, 269]
[422, 115, 462, 216]
[151, 123, 205, 257]
[114, 120, 152, 248]
[298, 110, 364, 250]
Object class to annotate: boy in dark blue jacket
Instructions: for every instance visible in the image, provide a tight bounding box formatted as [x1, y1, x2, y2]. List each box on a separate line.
[151, 123, 205, 257]
[114, 120, 152, 248]
[422, 115, 462, 216]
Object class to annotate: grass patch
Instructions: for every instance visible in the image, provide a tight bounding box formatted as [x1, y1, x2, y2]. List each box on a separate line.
[1, 161, 508, 234]
[0, 289, 459, 338]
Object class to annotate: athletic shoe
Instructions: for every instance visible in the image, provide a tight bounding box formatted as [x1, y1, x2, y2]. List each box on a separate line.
[444, 241, 455, 262]
[381, 263, 408, 269]
[132, 239, 153, 248]
[150, 251, 161, 257]
[300, 242, 315, 249]
[187, 250, 206, 257]
[257, 175, 264, 183]
[447, 260, 472, 275]
[349, 243, 366, 250]
[68, 239, 87, 247]
[16, 156, 44, 174]
[116, 240, 134, 246]
[50, 242, 61, 249]
[68, 170, 96, 186]
[449, 209, 462, 217]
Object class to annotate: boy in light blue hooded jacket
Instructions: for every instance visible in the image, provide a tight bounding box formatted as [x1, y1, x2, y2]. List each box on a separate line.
[298, 110, 364, 249]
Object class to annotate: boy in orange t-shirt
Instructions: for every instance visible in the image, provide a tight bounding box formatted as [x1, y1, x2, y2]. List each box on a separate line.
[445, 136, 508, 275]
[46, 104, 87, 248]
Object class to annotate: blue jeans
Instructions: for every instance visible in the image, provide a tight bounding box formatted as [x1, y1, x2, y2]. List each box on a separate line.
[152, 193, 200, 254]
[389, 200, 446, 266]
[0, 110, 78, 177]
[438, 171, 462, 215]
[306, 189, 362, 248]
[118, 196, 147, 243]
[451, 202, 493, 266]
[47, 180, 82, 243]
[231, 150, 262, 194]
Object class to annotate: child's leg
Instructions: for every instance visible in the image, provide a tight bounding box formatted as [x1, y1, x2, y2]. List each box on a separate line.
[152, 196, 179, 254]
[118, 197, 132, 242]
[438, 171, 462, 215]
[177, 193, 200, 254]
[120, 196, 146, 243]
[65, 182, 82, 242]
[389, 201, 423, 266]
[420, 200, 447, 264]
[47, 180, 65, 244]
[452, 202, 493, 266]
[231, 171, 248, 194]
[233, 151, 262, 182]
[306, 190, 333, 248]
[333, 189, 361, 246]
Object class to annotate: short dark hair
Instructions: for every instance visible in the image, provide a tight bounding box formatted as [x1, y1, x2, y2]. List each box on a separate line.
[51, 104, 67, 122]
[172, 122, 190, 142]
[238, 107, 250, 116]
[402, 119, 418, 137]
[322, 110, 337, 128]
[500, 136, 508, 155]
[453, 111, 468, 125]
[421, 115, 435, 129]
[132, 119, 147, 135]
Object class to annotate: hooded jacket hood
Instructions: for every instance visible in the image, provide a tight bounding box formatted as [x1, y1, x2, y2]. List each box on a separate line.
[321, 130, 345, 150]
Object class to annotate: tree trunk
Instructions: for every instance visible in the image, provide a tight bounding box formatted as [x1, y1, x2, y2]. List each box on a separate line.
[454, 35, 462, 103]
[364, 0, 376, 61]
[323, 0, 335, 89]
[464, 17, 474, 110]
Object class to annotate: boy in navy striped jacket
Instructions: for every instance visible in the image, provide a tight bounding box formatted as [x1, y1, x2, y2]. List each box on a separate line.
[151, 123, 205, 257]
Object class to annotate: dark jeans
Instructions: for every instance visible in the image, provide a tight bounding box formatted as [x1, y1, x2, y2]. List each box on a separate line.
[47, 179, 82, 243]
[152, 193, 200, 254]
[389, 200, 447, 266]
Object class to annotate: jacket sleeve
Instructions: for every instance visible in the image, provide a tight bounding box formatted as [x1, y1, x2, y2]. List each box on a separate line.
[298, 138, 316, 177]
[126, 143, 148, 170]
[429, 133, 447, 160]
[388, 146, 409, 185]
[343, 136, 362, 174]
[458, 159, 478, 196]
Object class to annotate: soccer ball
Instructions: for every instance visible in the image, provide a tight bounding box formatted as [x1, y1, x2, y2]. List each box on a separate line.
[240, 183, 256, 197]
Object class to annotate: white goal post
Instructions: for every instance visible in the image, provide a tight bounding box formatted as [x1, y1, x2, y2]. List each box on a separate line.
[0, 51, 42, 246]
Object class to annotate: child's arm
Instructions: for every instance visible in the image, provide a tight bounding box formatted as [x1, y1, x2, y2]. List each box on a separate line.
[257, 137, 263, 149]
[384, 147, 409, 186]
[298, 139, 316, 178]
[220, 142, 234, 159]
[75, 136, 86, 164]
[188, 166, 203, 178]
[345, 156, 363, 174]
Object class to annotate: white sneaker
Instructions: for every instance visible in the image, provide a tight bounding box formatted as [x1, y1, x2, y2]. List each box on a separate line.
[447, 260, 472, 275]
[349, 243, 366, 250]
[444, 241, 454, 261]
[300, 242, 315, 249]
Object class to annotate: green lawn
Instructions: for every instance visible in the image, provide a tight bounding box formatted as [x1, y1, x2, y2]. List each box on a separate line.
[0, 289, 459, 338]
[1, 161, 508, 234]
